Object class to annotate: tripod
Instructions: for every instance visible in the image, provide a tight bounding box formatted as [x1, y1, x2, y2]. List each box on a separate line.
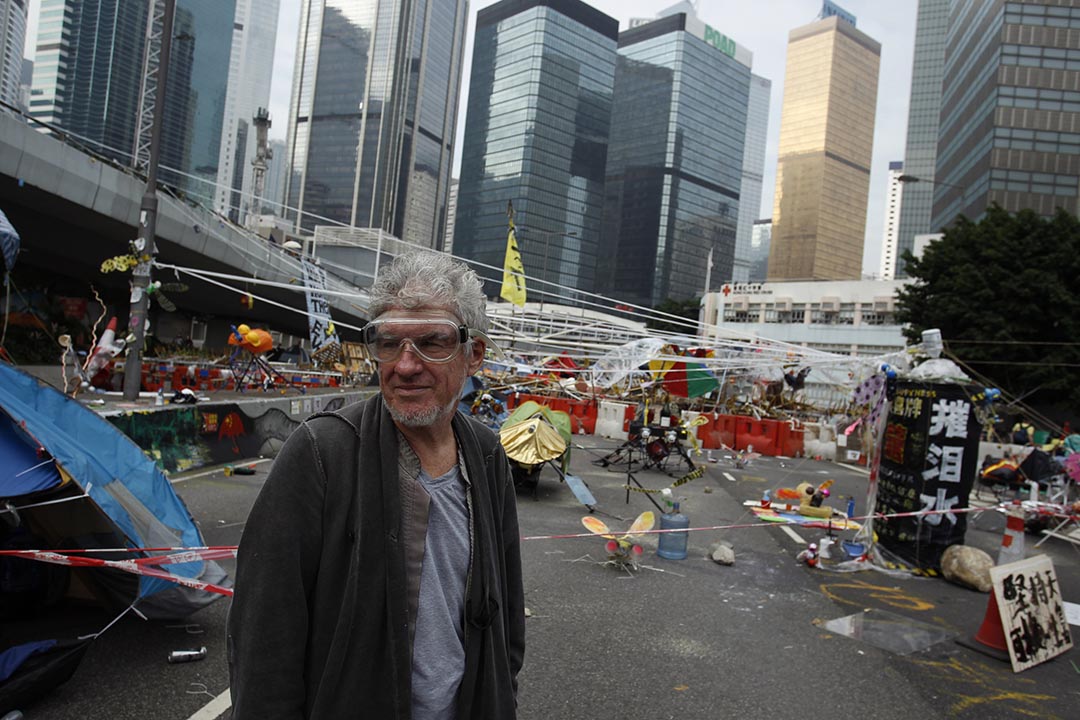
[229, 349, 306, 394]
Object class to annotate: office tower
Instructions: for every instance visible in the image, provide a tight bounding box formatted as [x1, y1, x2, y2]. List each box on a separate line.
[880, 161, 904, 280]
[444, 178, 458, 255]
[0, 0, 26, 108]
[767, 14, 880, 281]
[933, 0, 1080, 230]
[215, 0, 280, 223]
[598, 12, 750, 308]
[749, 220, 771, 283]
[262, 138, 288, 215]
[454, 0, 617, 299]
[732, 73, 771, 283]
[17, 57, 30, 110]
[894, 0, 947, 278]
[29, 0, 145, 152]
[284, 0, 468, 250]
[28, 0, 236, 202]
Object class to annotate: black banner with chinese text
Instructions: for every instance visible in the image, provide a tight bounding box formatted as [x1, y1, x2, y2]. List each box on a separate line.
[875, 382, 981, 570]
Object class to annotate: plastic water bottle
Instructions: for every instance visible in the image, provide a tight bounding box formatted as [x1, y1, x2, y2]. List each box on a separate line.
[657, 502, 689, 560]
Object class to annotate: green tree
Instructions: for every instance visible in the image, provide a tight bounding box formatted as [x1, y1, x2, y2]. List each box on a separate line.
[896, 205, 1080, 407]
[647, 297, 701, 334]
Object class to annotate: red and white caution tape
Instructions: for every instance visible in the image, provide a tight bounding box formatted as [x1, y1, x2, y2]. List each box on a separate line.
[0, 547, 237, 597]
[2, 504, 1072, 594]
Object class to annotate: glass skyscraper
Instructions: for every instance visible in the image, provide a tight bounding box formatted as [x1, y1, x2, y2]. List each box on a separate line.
[28, 0, 235, 203]
[453, 0, 617, 299]
[0, 0, 27, 109]
[597, 13, 750, 308]
[732, 73, 771, 283]
[767, 14, 880, 281]
[933, 0, 1080, 230]
[894, 0, 947, 278]
[284, 0, 467, 250]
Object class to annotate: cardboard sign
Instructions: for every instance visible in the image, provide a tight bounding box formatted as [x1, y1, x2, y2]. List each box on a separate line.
[875, 382, 981, 570]
[990, 555, 1073, 672]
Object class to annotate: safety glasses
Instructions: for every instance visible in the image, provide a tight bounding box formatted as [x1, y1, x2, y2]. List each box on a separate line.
[363, 318, 500, 364]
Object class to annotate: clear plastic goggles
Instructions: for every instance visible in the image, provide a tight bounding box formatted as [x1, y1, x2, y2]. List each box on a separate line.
[363, 318, 499, 364]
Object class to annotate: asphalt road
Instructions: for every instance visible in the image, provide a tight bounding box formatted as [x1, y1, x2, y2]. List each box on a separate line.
[12, 439, 1080, 720]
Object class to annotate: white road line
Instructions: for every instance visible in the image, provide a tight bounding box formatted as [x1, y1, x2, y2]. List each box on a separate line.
[169, 458, 273, 484]
[187, 688, 231, 720]
[780, 525, 806, 545]
[722, 472, 737, 482]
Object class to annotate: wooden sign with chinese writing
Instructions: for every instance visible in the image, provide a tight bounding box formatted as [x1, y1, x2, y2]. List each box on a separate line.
[990, 555, 1073, 672]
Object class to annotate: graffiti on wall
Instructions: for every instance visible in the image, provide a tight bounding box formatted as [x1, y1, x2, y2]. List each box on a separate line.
[107, 395, 352, 473]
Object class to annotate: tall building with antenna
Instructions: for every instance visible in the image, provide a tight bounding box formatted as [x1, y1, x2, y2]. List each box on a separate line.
[767, 5, 880, 281]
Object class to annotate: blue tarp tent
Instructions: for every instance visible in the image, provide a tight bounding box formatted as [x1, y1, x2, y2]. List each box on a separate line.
[0, 362, 228, 617]
[0, 208, 17, 274]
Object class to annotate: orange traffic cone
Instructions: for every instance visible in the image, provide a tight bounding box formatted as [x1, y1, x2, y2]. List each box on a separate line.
[997, 508, 1026, 565]
[973, 591, 1008, 653]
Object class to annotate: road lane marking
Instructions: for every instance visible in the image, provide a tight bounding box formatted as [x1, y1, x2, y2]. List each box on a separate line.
[188, 688, 231, 720]
[169, 458, 273, 484]
[779, 525, 806, 544]
[722, 472, 736, 482]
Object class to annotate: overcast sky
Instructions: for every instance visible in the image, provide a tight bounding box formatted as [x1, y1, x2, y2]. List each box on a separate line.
[25, 0, 918, 275]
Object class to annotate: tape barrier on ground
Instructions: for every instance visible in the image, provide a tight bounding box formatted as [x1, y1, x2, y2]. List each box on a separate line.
[624, 466, 705, 494]
[0, 547, 237, 596]
[0, 505, 1041, 582]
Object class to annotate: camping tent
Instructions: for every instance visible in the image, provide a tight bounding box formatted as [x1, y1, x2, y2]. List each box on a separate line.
[0, 362, 228, 617]
[1, 363, 229, 713]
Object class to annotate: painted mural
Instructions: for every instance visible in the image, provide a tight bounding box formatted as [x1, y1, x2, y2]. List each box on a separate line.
[107, 395, 354, 473]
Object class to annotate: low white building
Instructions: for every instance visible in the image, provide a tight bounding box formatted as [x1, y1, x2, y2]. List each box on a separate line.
[700, 279, 911, 356]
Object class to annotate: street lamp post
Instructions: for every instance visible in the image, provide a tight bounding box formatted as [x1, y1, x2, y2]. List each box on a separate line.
[518, 229, 577, 313]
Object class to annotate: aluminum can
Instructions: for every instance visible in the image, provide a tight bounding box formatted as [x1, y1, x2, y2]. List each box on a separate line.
[168, 647, 208, 664]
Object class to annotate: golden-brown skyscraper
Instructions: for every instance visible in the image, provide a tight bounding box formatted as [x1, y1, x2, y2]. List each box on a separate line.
[767, 15, 880, 280]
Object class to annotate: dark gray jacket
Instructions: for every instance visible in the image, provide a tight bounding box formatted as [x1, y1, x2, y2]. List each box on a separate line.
[227, 395, 525, 719]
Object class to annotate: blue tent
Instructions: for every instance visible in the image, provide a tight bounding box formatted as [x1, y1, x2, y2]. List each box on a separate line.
[0, 362, 228, 618]
[0, 208, 17, 274]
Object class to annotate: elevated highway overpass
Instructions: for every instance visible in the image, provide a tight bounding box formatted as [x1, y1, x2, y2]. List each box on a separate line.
[0, 110, 370, 348]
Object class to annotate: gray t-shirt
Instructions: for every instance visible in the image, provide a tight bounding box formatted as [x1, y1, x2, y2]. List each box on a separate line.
[411, 465, 470, 720]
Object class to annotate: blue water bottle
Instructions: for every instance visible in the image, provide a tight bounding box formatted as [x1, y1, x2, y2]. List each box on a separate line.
[657, 501, 689, 560]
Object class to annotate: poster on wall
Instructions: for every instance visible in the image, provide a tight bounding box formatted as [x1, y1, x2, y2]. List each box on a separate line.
[874, 381, 981, 570]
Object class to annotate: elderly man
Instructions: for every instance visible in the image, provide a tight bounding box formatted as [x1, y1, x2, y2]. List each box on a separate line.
[228, 252, 525, 719]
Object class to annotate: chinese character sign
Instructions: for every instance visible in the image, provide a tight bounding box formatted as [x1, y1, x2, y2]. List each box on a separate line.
[990, 555, 1073, 672]
[875, 382, 981, 570]
[301, 258, 340, 360]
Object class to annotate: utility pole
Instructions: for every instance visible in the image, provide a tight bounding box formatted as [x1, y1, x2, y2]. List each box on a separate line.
[123, 0, 176, 400]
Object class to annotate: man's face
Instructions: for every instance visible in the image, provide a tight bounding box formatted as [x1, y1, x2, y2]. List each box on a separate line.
[373, 308, 485, 429]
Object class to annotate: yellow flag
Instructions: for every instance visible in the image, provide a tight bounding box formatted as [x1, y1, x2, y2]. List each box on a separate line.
[500, 225, 526, 307]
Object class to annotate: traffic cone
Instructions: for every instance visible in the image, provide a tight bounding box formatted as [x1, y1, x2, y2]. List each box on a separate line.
[973, 590, 1008, 653]
[997, 508, 1026, 565]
